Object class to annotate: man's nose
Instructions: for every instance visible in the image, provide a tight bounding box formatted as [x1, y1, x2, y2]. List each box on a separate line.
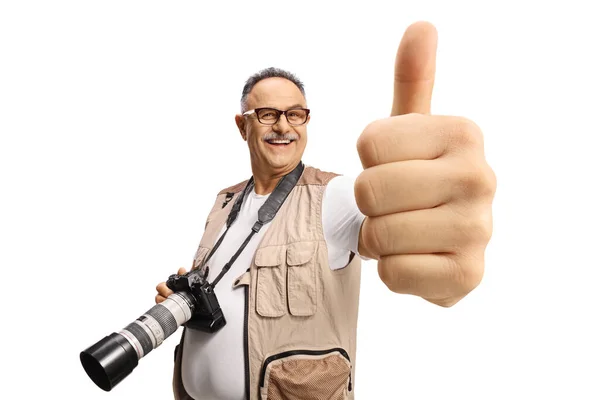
[272, 113, 290, 133]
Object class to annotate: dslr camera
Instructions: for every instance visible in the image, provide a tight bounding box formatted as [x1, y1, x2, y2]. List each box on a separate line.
[79, 266, 225, 392]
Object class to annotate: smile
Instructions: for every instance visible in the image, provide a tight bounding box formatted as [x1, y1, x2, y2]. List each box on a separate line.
[265, 138, 295, 146]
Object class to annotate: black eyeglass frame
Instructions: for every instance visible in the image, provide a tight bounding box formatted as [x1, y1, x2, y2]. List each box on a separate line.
[242, 107, 311, 126]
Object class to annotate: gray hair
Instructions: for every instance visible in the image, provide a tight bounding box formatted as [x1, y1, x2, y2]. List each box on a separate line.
[240, 67, 306, 112]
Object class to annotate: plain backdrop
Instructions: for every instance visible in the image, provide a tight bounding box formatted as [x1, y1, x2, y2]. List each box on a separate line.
[1, 1, 599, 399]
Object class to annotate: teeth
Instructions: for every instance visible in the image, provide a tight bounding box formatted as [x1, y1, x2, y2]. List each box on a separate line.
[268, 140, 291, 144]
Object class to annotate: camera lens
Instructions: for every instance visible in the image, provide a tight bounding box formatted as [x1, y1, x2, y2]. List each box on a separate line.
[80, 291, 195, 391]
[80, 333, 138, 391]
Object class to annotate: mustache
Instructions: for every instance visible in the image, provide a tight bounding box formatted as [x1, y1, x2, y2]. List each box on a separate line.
[262, 132, 299, 142]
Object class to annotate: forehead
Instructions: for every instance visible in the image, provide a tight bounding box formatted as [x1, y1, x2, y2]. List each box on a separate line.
[246, 77, 306, 109]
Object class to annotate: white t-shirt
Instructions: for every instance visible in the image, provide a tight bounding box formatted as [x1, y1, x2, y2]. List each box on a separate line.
[181, 174, 366, 400]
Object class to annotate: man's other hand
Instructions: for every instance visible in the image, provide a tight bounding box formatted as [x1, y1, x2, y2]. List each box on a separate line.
[155, 267, 187, 304]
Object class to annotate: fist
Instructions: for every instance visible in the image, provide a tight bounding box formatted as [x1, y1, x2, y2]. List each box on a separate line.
[354, 22, 496, 307]
[155, 267, 187, 304]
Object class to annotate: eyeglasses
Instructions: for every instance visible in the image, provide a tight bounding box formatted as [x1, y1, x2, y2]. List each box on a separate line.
[242, 107, 310, 126]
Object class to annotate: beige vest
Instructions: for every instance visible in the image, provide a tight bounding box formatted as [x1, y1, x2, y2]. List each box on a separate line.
[173, 166, 362, 400]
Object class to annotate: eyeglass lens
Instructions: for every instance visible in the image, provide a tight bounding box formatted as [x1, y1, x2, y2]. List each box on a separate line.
[257, 108, 307, 125]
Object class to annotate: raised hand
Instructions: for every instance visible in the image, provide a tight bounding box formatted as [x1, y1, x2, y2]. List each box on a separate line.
[355, 21, 496, 307]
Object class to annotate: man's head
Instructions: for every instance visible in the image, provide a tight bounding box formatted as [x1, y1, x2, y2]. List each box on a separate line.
[235, 67, 309, 179]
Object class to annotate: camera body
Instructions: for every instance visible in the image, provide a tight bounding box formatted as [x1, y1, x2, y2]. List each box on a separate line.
[166, 267, 226, 333]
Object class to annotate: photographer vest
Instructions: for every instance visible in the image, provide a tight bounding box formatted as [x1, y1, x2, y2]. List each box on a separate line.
[173, 166, 362, 400]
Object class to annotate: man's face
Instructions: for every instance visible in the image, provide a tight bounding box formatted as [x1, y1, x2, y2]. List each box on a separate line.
[236, 77, 309, 176]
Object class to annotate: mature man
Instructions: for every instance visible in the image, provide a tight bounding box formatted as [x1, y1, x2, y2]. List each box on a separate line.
[156, 21, 496, 400]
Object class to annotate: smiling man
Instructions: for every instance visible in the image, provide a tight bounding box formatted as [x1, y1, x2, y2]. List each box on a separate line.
[237, 75, 314, 196]
[156, 21, 496, 400]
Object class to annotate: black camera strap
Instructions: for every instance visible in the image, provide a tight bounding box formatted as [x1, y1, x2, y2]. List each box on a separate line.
[204, 161, 305, 288]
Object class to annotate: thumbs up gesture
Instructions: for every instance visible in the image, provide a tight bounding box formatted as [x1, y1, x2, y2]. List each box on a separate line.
[355, 22, 497, 307]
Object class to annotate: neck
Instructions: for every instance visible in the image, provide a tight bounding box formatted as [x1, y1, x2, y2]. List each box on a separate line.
[251, 162, 298, 195]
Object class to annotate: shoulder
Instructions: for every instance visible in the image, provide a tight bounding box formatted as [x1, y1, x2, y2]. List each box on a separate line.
[217, 179, 250, 195]
[297, 165, 341, 187]
[322, 174, 357, 206]
[204, 179, 249, 216]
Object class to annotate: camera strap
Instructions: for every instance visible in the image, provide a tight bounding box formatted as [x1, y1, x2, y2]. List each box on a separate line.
[204, 161, 305, 288]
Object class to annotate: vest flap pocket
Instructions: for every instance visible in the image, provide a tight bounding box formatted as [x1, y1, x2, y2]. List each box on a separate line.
[286, 241, 317, 265]
[255, 245, 286, 318]
[286, 241, 317, 316]
[260, 348, 352, 400]
[255, 245, 284, 266]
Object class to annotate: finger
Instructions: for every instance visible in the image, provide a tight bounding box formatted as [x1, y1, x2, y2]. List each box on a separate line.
[155, 294, 167, 304]
[377, 253, 482, 299]
[355, 159, 455, 216]
[357, 115, 480, 168]
[391, 21, 438, 116]
[360, 204, 477, 256]
[178, 267, 187, 275]
[156, 282, 173, 298]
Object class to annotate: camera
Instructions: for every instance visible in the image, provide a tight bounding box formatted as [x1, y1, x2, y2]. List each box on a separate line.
[79, 266, 225, 392]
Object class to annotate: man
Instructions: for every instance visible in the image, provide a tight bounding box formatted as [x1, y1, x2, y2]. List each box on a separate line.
[156, 21, 496, 400]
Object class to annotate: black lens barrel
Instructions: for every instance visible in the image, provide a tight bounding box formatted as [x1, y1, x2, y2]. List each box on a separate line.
[80, 332, 139, 392]
[80, 292, 197, 391]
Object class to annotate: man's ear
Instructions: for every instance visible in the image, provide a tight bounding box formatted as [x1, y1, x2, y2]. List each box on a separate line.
[235, 114, 247, 141]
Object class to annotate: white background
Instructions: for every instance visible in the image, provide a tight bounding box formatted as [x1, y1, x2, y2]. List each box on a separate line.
[1, 1, 599, 399]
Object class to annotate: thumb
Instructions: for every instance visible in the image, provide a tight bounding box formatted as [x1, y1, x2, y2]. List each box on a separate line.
[178, 267, 187, 275]
[391, 21, 438, 116]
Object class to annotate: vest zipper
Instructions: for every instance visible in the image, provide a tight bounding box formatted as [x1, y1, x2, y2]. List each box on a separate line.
[259, 348, 352, 391]
[244, 284, 250, 400]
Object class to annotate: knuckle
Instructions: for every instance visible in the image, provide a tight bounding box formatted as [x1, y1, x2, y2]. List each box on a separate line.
[477, 210, 494, 243]
[454, 258, 484, 294]
[482, 164, 498, 198]
[458, 116, 482, 140]
[454, 162, 496, 200]
[459, 209, 493, 245]
[454, 167, 481, 199]
[441, 256, 478, 299]
[448, 117, 482, 148]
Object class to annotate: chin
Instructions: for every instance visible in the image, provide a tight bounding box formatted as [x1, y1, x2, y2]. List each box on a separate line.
[268, 159, 294, 170]
[256, 141, 304, 172]
[266, 155, 298, 170]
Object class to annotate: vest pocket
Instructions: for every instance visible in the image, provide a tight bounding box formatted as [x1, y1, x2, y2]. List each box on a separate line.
[255, 245, 287, 317]
[286, 241, 317, 316]
[259, 348, 352, 400]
